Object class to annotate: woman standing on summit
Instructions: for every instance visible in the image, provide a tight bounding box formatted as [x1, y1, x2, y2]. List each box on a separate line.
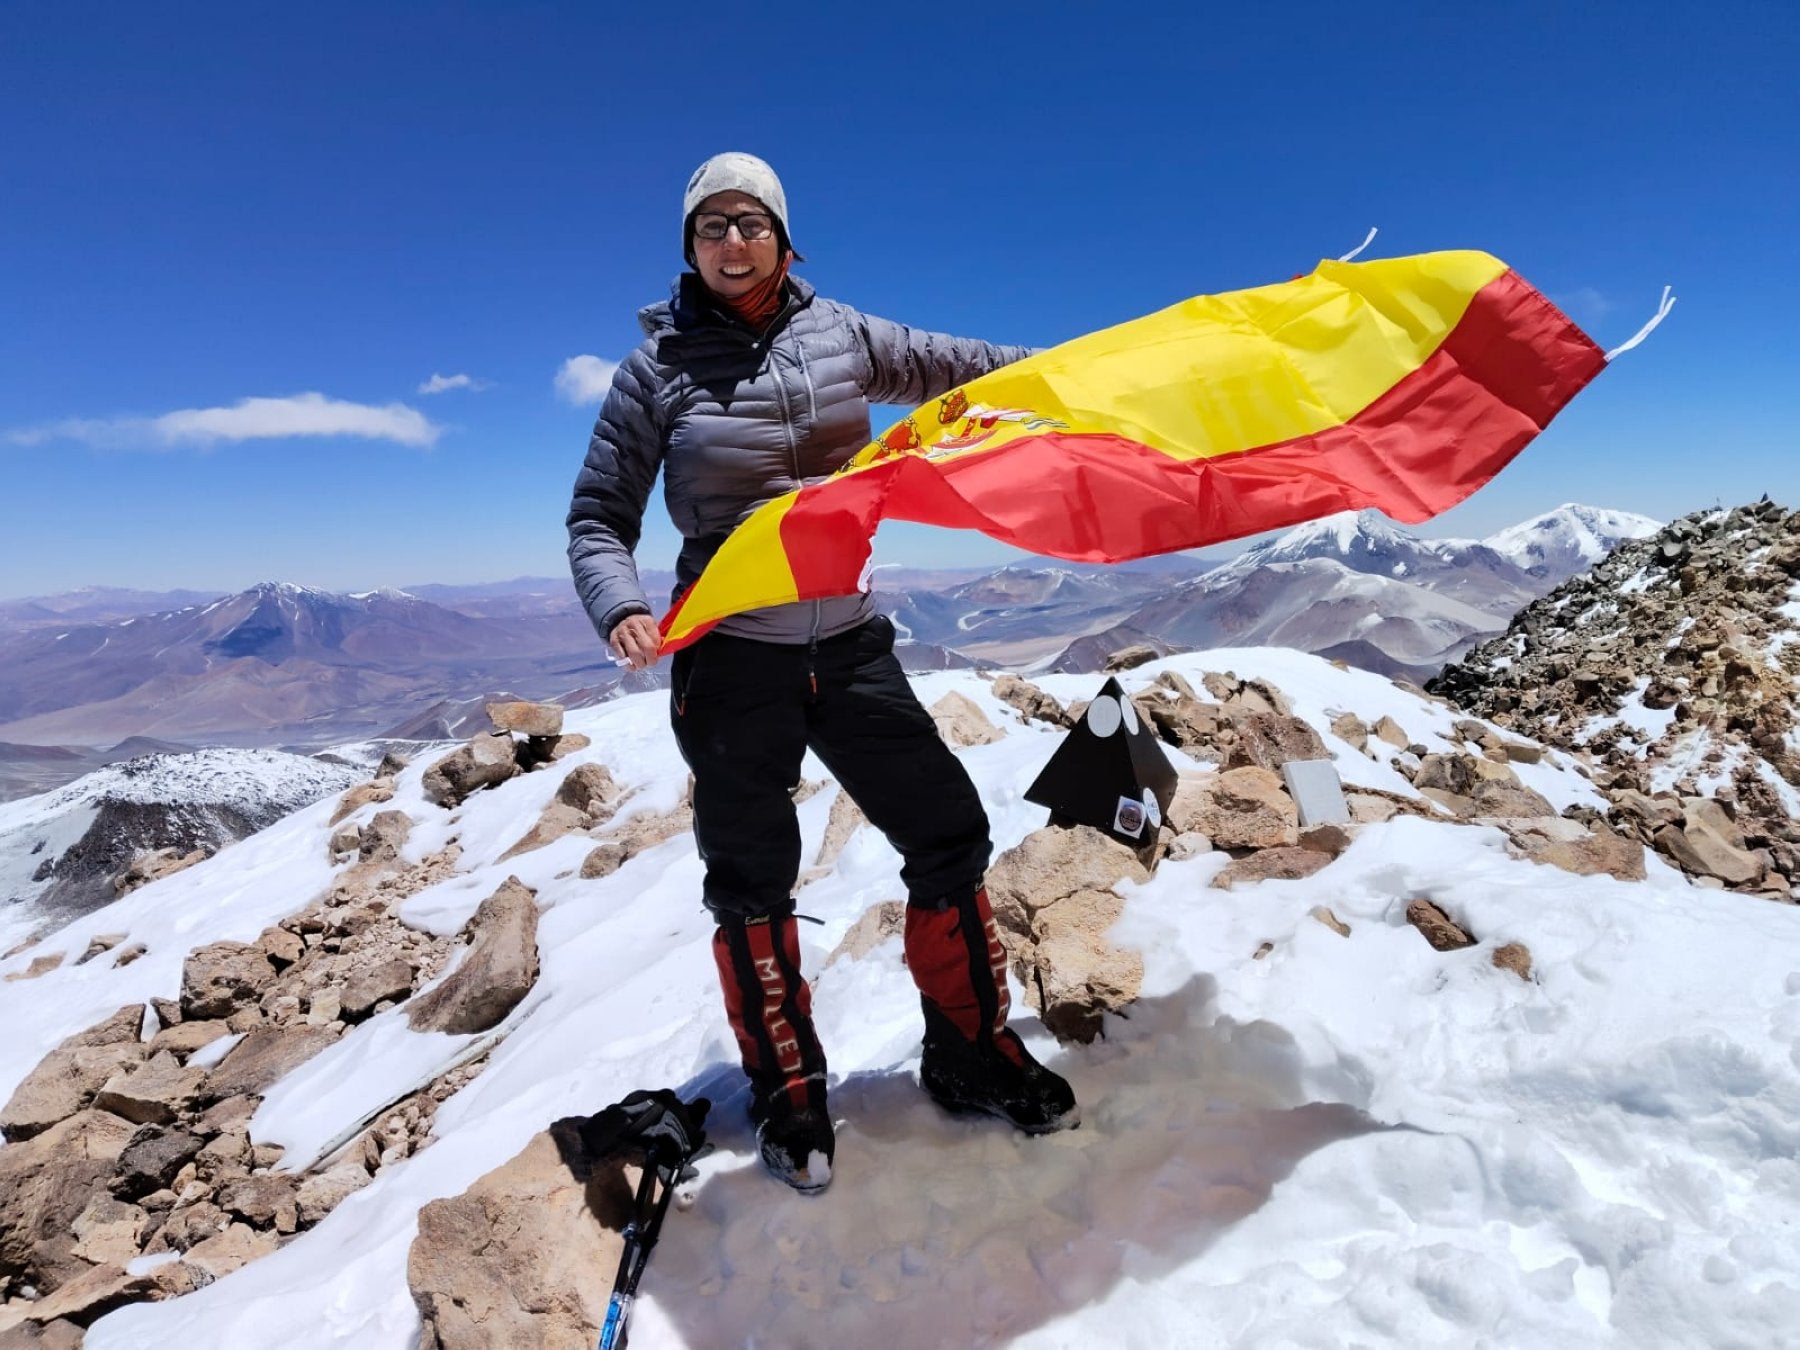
[567, 153, 1076, 1192]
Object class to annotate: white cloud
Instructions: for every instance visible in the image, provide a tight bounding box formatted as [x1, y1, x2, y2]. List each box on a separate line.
[6, 393, 442, 450]
[555, 355, 620, 406]
[418, 372, 492, 395]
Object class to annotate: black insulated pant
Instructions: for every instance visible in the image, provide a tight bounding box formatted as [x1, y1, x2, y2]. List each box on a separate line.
[669, 616, 991, 918]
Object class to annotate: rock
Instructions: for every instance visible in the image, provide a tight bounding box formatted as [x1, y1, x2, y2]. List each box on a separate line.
[544, 733, 591, 762]
[422, 734, 520, 809]
[1134, 692, 1230, 757]
[578, 844, 625, 880]
[295, 1163, 372, 1228]
[2, 1006, 148, 1141]
[1311, 906, 1351, 937]
[216, 1174, 299, 1233]
[328, 823, 362, 861]
[1493, 943, 1533, 980]
[180, 942, 277, 1021]
[0, 1109, 138, 1292]
[0, 1317, 85, 1346]
[1502, 741, 1544, 765]
[1222, 712, 1329, 771]
[1211, 846, 1334, 890]
[140, 1199, 230, 1255]
[305, 988, 343, 1026]
[1504, 821, 1646, 881]
[486, 701, 563, 738]
[93, 1052, 204, 1126]
[929, 691, 1004, 747]
[1468, 780, 1557, 819]
[1406, 900, 1476, 952]
[341, 958, 416, 1021]
[111, 1125, 206, 1201]
[182, 1222, 279, 1280]
[201, 1025, 340, 1103]
[990, 674, 1070, 727]
[13, 1262, 157, 1327]
[823, 900, 905, 968]
[77, 933, 127, 965]
[69, 1194, 148, 1266]
[113, 846, 207, 896]
[1418, 787, 1476, 818]
[5, 955, 63, 983]
[331, 782, 395, 825]
[1329, 712, 1369, 753]
[1297, 824, 1352, 857]
[499, 802, 589, 862]
[1102, 644, 1160, 671]
[1371, 715, 1410, 749]
[1194, 767, 1298, 850]
[407, 877, 540, 1035]
[409, 1121, 637, 1350]
[986, 826, 1153, 937]
[1654, 823, 1763, 887]
[356, 808, 413, 865]
[554, 763, 620, 819]
[812, 791, 867, 869]
[255, 926, 306, 968]
[1023, 889, 1143, 1043]
[1165, 831, 1214, 860]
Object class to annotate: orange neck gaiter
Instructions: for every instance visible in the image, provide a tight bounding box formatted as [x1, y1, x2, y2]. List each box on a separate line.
[718, 252, 794, 331]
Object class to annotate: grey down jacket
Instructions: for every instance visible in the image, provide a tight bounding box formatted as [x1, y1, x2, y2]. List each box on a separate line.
[567, 273, 1031, 645]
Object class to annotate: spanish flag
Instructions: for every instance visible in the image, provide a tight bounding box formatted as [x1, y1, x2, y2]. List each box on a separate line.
[658, 250, 1606, 652]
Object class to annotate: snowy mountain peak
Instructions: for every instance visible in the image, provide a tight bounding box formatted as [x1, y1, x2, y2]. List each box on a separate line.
[1483, 503, 1662, 573]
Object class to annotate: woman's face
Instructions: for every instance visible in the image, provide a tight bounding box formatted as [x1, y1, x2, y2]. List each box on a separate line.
[691, 189, 781, 299]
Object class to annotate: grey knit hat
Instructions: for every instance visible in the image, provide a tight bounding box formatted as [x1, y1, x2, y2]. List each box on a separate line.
[682, 152, 798, 262]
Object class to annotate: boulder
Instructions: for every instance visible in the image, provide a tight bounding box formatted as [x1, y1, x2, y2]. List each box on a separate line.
[990, 675, 1070, 727]
[499, 803, 589, 862]
[2, 1006, 148, 1142]
[1654, 822, 1764, 887]
[1493, 943, 1533, 980]
[929, 691, 1004, 747]
[1194, 767, 1298, 850]
[330, 782, 395, 825]
[69, 1194, 148, 1266]
[0, 1317, 85, 1347]
[1211, 845, 1334, 890]
[1406, 900, 1476, 952]
[340, 958, 416, 1021]
[200, 1024, 341, 1103]
[1329, 712, 1370, 754]
[216, 1174, 299, 1234]
[1504, 821, 1646, 881]
[1468, 780, 1557, 820]
[407, 877, 540, 1035]
[422, 734, 520, 809]
[1371, 715, 1411, 749]
[554, 763, 620, 819]
[93, 1052, 204, 1126]
[578, 844, 625, 880]
[111, 1125, 205, 1201]
[486, 701, 564, 738]
[0, 1109, 138, 1292]
[180, 942, 277, 1021]
[255, 927, 305, 968]
[1022, 889, 1143, 1043]
[985, 825, 1152, 938]
[11, 1262, 158, 1327]
[295, 1163, 372, 1227]
[409, 1121, 637, 1350]
[182, 1222, 279, 1280]
[359, 809, 414, 865]
[1222, 712, 1329, 772]
[1102, 644, 1161, 671]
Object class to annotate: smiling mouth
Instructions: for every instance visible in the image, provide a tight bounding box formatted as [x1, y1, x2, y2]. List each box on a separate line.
[722, 266, 755, 278]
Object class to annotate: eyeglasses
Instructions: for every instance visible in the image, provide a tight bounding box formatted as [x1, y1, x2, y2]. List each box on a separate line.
[693, 211, 775, 242]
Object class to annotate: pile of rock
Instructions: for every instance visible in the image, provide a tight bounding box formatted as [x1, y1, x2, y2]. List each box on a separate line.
[1432, 499, 1800, 896]
[421, 702, 591, 810]
[0, 749, 549, 1338]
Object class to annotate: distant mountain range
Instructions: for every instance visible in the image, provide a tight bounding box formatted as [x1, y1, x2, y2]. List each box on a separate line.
[0, 504, 1659, 793]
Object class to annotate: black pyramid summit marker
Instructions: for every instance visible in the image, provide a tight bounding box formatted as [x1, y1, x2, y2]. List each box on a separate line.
[1024, 677, 1178, 845]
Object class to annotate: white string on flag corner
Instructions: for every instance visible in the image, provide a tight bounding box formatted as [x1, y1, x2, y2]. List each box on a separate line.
[1605, 285, 1677, 361]
[1338, 227, 1379, 263]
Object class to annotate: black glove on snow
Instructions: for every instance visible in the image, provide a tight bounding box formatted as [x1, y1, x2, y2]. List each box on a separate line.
[582, 1089, 711, 1172]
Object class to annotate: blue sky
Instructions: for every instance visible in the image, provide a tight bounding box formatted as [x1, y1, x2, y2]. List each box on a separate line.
[3, 0, 1796, 600]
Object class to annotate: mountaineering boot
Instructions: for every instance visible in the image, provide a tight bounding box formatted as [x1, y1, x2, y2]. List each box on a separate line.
[904, 887, 1078, 1133]
[712, 909, 835, 1192]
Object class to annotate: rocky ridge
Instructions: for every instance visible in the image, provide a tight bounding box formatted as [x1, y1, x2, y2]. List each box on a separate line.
[1431, 499, 1800, 898]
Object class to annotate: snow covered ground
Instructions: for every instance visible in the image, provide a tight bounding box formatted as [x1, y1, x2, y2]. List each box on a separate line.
[3, 650, 1797, 1348]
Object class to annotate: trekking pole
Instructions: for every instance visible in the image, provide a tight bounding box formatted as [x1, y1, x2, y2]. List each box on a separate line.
[598, 1159, 680, 1350]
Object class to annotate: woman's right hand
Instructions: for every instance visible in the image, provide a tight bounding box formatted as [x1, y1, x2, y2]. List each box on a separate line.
[609, 614, 664, 671]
